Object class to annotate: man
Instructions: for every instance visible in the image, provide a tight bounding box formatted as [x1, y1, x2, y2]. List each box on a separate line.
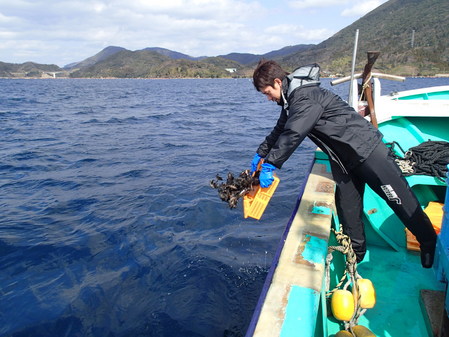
[250, 59, 437, 268]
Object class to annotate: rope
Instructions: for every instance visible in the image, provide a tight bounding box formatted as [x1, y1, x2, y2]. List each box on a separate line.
[326, 228, 358, 298]
[326, 227, 364, 334]
[358, 73, 373, 102]
[387, 140, 449, 182]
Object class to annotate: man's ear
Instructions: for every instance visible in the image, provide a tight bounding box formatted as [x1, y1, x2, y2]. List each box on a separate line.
[273, 78, 282, 86]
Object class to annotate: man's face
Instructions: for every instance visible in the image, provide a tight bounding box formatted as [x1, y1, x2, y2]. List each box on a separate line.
[261, 79, 282, 103]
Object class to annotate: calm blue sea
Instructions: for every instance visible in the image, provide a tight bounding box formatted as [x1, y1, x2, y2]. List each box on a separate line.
[1, 76, 447, 337]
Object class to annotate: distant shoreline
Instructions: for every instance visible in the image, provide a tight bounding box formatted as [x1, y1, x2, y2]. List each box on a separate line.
[2, 75, 449, 80]
[0, 76, 245, 80]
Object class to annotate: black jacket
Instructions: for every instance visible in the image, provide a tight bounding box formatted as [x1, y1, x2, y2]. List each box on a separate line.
[257, 65, 383, 173]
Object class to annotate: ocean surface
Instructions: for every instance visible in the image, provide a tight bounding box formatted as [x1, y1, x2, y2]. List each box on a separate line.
[1, 76, 447, 337]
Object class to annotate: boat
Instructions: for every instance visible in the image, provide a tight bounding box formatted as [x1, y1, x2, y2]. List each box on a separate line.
[244, 53, 449, 337]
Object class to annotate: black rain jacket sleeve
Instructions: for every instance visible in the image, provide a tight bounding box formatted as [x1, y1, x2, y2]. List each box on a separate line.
[256, 109, 287, 158]
[257, 91, 324, 169]
[256, 84, 383, 171]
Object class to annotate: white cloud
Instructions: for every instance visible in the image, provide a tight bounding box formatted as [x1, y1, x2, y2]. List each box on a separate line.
[125, 0, 263, 21]
[288, 0, 350, 10]
[288, 0, 387, 16]
[0, 0, 268, 64]
[0, 0, 386, 65]
[0, 12, 20, 24]
[265, 24, 333, 42]
[341, 0, 385, 16]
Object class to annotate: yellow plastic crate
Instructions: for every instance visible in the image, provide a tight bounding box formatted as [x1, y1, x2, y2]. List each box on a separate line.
[243, 175, 280, 220]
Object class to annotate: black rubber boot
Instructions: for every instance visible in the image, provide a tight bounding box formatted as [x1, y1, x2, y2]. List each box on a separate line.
[420, 238, 437, 268]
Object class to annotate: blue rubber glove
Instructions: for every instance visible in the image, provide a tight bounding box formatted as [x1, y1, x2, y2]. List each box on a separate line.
[250, 153, 263, 174]
[259, 163, 276, 188]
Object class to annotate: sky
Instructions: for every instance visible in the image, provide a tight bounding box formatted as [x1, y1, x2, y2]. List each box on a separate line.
[0, 0, 388, 67]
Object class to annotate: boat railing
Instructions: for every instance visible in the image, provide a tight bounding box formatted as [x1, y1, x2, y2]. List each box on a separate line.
[331, 72, 406, 113]
[330, 72, 406, 86]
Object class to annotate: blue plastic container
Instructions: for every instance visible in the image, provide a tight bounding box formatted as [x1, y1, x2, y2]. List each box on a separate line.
[445, 164, 449, 213]
[439, 165, 449, 244]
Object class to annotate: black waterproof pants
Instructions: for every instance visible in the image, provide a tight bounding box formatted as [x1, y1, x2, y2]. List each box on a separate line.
[330, 141, 437, 262]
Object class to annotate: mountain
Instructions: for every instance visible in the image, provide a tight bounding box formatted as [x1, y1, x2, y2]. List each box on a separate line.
[217, 53, 260, 65]
[263, 44, 315, 60]
[218, 44, 314, 65]
[66, 43, 307, 71]
[64, 46, 126, 70]
[69, 49, 243, 78]
[70, 49, 170, 78]
[279, 0, 449, 76]
[2, 0, 448, 78]
[142, 47, 205, 61]
[67, 44, 305, 78]
[0, 61, 62, 78]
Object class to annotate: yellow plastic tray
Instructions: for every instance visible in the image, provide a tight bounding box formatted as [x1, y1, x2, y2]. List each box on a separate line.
[406, 201, 443, 251]
[243, 175, 280, 220]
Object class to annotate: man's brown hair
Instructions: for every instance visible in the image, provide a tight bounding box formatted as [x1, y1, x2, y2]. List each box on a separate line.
[252, 59, 289, 91]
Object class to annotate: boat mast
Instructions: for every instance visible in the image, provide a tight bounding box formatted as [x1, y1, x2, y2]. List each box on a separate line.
[348, 29, 359, 108]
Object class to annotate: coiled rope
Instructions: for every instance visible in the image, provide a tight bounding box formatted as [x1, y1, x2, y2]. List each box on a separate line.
[387, 140, 449, 182]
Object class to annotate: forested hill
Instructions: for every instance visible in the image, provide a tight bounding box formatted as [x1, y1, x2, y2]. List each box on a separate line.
[1, 0, 448, 78]
[68, 50, 244, 78]
[280, 0, 449, 76]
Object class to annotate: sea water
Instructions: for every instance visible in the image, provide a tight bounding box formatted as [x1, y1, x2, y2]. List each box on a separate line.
[1, 77, 447, 337]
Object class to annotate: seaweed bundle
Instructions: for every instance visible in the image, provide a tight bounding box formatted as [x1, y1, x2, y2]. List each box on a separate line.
[210, 170, 259, 208]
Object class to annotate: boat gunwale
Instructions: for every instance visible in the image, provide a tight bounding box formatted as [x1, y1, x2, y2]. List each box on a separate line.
[244, 157, 316, 337]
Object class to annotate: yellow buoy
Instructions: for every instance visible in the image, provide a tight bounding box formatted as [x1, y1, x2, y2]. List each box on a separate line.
[336, 330, 353, 337]
[356, 278, 376, 309]
[352, 324, 376, 336]
[331, 289, 355, 321]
